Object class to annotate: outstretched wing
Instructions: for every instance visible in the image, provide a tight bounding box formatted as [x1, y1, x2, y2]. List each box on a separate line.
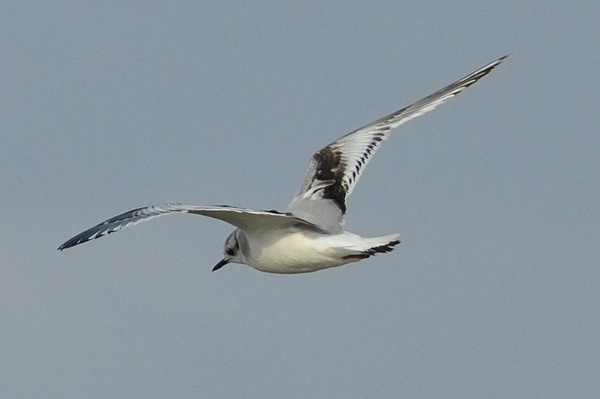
[58, 203, 315, 250]
[288, 55, 508, 233]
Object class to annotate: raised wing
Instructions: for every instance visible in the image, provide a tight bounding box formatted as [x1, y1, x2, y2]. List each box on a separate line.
[288, 55, 508, 233]
[58, 203, 315, 250]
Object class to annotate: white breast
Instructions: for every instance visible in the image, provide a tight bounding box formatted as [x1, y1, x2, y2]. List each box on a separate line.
[245, 230, 361, 274]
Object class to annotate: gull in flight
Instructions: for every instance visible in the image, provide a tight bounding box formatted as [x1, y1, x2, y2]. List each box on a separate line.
[59, 56, 507, 273]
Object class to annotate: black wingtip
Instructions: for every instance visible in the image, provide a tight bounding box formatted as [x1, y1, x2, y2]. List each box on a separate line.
[57, 241, 71, 251]
[57, 233, 96, 251]
[57, 241, 76, 251]
[57, 241, 77, 251]
[489, 54, 510, 69]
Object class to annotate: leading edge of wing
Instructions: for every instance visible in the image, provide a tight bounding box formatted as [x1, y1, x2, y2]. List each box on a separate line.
[57, 203, 314, 250]
[346, 55, 509, 140]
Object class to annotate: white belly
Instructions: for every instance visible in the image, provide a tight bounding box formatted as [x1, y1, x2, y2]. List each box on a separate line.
[245, 230, 359, 274]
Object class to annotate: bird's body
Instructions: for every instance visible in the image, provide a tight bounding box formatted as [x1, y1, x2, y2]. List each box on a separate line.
[59, 56, 507, 274]
[233, 227, 400, 274]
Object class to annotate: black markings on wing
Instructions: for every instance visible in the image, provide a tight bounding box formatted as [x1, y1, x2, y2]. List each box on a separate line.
[57, 205, 185, 250]
[290, 55, 507, 218]
[311, 147, 347, 214]
[309, 130, 387, 214]
[57, 204, 307, 251]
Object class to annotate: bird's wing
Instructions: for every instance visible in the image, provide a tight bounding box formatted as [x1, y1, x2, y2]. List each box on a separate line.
[58, 203, 316, 250]
[287, 55, 507, 233]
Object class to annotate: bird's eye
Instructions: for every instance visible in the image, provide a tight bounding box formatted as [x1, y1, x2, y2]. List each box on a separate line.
[225, 248, 235, 256]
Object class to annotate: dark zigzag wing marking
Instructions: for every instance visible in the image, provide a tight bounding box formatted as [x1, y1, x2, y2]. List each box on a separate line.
[57, 204, 297, 251]
[291, 55, 508, 217]
[309, 131, 386, 214]
[58, 204, 189, 250]
[311, 147, 346, 214]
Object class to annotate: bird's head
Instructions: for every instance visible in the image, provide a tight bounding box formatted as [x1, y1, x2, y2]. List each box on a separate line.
[213, 229, 245, 271]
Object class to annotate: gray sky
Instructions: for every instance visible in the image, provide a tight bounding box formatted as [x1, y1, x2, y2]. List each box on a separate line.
[2, 2, 599, 398]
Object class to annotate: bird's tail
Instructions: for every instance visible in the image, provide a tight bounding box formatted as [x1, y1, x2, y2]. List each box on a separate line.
[364, 234, 401, 255]
[342, 234, 400, 261]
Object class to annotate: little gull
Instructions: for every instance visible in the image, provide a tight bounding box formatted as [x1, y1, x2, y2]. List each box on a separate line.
[58, 56, 507, 273]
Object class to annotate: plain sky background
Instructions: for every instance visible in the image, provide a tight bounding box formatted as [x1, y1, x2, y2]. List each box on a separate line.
[2, 1, 599, 398]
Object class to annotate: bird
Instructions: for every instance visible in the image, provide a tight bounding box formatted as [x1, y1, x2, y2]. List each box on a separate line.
[58, 55, 507, 274]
